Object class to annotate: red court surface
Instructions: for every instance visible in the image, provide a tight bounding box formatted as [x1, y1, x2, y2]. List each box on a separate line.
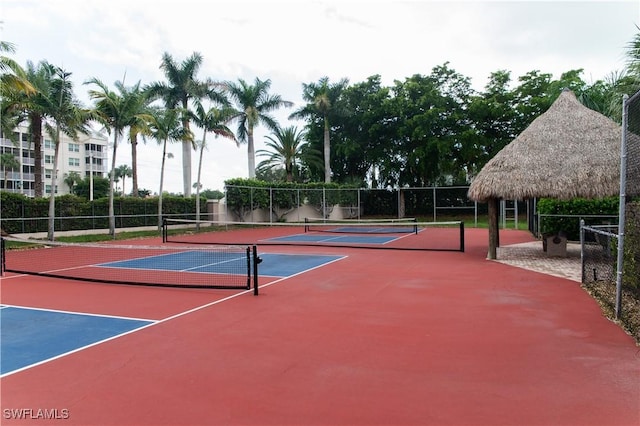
[1, 228, 639, 425]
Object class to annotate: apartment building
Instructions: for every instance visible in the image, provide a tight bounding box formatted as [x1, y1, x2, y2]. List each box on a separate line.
[0, 124, 109, 197]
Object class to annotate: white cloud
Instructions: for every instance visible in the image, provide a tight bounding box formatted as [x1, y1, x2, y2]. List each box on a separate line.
[2, 0, 639, 193]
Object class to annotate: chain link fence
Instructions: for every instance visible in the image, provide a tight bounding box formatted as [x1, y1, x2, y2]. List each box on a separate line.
[223, 185, 482, 224]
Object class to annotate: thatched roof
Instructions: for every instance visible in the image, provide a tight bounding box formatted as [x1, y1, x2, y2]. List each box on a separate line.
[468, 89, 622, 202]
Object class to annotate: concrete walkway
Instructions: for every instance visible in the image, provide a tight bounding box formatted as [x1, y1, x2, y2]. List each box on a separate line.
[495, 241, 582, 282]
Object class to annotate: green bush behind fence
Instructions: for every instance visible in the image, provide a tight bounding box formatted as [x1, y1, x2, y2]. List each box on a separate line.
[0, 192, 207, 234]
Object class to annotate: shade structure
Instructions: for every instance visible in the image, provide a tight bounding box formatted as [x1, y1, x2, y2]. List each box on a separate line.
[468, 89, 622, 203]
[467, 89, 622, 259]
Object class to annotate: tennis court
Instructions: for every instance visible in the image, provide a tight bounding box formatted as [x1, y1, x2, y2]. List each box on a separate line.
[1, 226, 638, 425]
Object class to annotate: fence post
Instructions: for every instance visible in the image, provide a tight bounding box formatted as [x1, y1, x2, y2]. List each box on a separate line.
[580, 219, 585, 283]
[432, 187, 437, 221]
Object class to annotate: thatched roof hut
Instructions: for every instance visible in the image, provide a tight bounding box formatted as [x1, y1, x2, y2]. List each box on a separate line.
[469, 89, 621, 202]
[468, 89, 622, 259]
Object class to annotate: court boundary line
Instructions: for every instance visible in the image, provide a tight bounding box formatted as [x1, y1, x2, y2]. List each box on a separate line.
[0, 253, 347, 379]
[0, 303, 158, 322]
[0, 307, 157, 379]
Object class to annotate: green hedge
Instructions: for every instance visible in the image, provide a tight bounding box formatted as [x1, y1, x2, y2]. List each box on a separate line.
[537, 197, 619, 240]
[0, 192, 207, 234]
[624, 202, 640, 290]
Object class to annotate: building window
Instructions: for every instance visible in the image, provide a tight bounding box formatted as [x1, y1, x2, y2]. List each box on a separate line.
[45, 169, 53, 179]
[69, 143, 80, 152]
[45, 154, 54, 164]
[68, 157, 80, 167]
[44, 139, 55, 150]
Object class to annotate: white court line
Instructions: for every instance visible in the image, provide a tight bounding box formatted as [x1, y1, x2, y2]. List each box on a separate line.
[1, 303, 157, 323]
[1, 253, 348, 378]
[0, 307, 157, 379]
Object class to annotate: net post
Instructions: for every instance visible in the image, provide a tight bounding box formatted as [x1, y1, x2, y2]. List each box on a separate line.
[252, 245, 260, 296]
[162, 218, 167, 243]
[459, 221, 465, 252]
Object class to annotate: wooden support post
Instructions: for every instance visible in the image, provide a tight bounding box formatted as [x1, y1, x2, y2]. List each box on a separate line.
[488, 198, 499, 259]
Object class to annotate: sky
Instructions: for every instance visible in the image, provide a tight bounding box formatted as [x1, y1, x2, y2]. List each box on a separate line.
[1, 0, 639, 194]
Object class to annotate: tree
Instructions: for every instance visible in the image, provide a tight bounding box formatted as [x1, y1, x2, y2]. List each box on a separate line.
[0, 153, 20, 191]
[256, 126, 321, 182]
[146, 52, 211, 196]
[63, 171, 82, 194]
[44, 66, 93, 241]
[114, 164, 133, 196]
[380, 64, 471, 187]
[0, 41, 34, 97]
[191, 100, 237, 225]
[331, 75, 392, 185]
[147, 107, 188, 228]
[0, 42, 34, 151]
[120, 81, 152, 197]
[22, 61, 56, 197]
[86, 77, 143, 237]
[467, 70, 518, 173]
[226, 77, 292, 179]
[290, 76, 348, 183]
[75, 175, 109, 199]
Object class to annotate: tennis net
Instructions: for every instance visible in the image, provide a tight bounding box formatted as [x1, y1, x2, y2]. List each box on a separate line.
[162, 218, 465, 252]
[304, 217, 418, 234]
[1, 237, 259, 292]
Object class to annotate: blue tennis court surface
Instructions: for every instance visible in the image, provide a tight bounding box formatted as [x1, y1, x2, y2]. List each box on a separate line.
[257, 253, 344, 276]
[265, 234, 398, 244]
[99, 251, 247, 274]
[0, 306, 154, 376]
[97, 251, 344, 277]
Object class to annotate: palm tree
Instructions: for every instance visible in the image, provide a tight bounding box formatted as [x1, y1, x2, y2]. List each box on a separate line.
[147, 107, 189, 228]
[289, 76, 349, 182]
[0, 153, 20, 191]
[63, 171, 82, 194]
[44, 66, 93, 240]
[0, 44, 35, 181]
[120, 81, 152, 198]
[0, 41, 34, 97]
[146, 52, 211, 196]
[225, 77, 293, 179]
[86, 77, 143, 237]
[191, 100, 237, 225]
[256, 126, 321, 182]
[114, 164, 133, 196]
[21, 61, 56, 197]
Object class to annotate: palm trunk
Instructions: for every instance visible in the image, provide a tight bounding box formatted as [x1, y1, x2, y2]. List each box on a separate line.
[195, 134, 207, 230]
[182, 106, 191, 197]
[130, 132, 138, 197]
[323, 116, 331, 183]
[30, 113, 44, 197]
[158, 138, 168, 230]
[182, 139, 191, 196]
[47, 127, 62, 241]
[247, 125, 255, 179]
[108, 134, 119, 238]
